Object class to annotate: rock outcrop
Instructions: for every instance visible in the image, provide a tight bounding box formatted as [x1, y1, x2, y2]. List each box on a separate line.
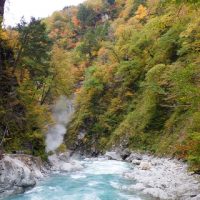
[0, 154, 46, 199]
[0, 152, 85, 199]
[105, 151, 122, 161]
[48, 152, 83, 172]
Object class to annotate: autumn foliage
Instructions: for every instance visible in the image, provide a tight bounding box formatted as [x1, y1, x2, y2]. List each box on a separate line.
[1, 0, 200, 170]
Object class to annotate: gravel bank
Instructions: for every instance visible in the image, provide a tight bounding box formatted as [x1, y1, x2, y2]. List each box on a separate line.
[106, 151, 200, 200]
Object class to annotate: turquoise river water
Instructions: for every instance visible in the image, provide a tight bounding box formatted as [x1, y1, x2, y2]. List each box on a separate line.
[6, 159, 149, 200]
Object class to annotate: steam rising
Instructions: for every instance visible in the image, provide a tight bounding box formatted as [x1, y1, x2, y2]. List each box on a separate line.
[45, 96, 74, 153]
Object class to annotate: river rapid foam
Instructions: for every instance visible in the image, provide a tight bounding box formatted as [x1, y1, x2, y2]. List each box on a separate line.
[4, 156, 147, 200]
[1, 152, 200, 200]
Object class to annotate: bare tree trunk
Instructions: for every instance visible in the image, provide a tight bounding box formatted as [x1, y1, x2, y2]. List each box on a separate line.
[0, 0, 6, 77]
[0, 0, 6, 18]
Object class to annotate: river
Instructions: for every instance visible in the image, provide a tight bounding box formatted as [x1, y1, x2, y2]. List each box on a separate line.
[5, 159, 149, 200]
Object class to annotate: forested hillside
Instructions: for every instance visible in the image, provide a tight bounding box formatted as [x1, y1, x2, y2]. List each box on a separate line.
[0, 0, 200, 171]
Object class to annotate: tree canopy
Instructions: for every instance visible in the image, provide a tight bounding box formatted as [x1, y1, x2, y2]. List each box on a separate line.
[0, 0, 200, 171]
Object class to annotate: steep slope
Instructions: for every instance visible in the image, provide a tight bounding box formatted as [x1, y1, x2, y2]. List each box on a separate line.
[0, 0, 200, 172]
[44, 0, 200, 171]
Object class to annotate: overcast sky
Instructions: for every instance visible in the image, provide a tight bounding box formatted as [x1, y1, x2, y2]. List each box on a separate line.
[4, 0, 85, 27]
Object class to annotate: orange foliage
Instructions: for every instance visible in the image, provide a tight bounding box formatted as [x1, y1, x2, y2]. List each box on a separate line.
[119, 0, 134, 19]
[72, 16, 80, 27]
[135, 5, 148, 20]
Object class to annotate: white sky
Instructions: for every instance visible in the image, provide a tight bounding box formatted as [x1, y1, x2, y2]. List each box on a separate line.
[4, 0, 85, 27]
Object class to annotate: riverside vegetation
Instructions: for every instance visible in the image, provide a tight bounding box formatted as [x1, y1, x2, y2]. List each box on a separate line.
[0, 0, 200, 172]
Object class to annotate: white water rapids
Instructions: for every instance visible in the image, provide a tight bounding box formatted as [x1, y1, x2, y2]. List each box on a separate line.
[5, 158, 148, 200]
[3, 95, 199, 200]
[2, 154, 200, 200]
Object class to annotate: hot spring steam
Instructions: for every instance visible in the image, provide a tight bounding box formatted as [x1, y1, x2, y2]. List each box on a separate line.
[45, 96, 74, 152]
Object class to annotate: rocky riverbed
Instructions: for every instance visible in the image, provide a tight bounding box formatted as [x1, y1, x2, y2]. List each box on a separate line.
[0, 152, 83, 199]
[106, 151, 200, 200]
[0, 151, 200, 200]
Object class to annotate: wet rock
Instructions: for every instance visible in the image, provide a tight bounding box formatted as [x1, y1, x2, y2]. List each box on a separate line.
[16, 179, 36, 188]
[192, 194, 200, 200]
[0, 154, 46, 199]
[143, 188, 169, 199]
[119, 149, 131, 160]
[139, 162, 151, 170]
[48, 154, 83, 172]
[2, 186, 24, 198]
[125, 152, 142, 162]
[132, 159, 141, 165]
[58, 152, 71, 162]
[131, 183, 145, 191]
[105, 152, 122, 161]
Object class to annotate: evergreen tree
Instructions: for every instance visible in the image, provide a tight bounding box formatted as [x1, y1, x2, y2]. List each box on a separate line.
[14, 18, 52, 84]
[77, 4, 97, 27]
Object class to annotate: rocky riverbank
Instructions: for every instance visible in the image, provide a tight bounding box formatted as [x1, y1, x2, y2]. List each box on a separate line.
[0, 154, 46, 199]
[106, 151, 200, 200]
[0, 153, 84, 199]
[1, 151, 200, 200]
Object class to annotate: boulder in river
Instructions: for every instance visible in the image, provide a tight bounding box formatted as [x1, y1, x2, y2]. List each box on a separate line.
[0, 155, 44, 199]
[125, 152, 143, 162]
[105, 151, 122, 161]
[139, 161, 151, 170]
[119, 149, 131, 160]
[143, 188, 169, 199]
[132, 159, 141, 165]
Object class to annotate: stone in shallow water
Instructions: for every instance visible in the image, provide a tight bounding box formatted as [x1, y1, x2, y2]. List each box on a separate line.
[125, 153, 143, 162]
[192, 194, 200, 200]
[119, 149, 131, 160]
[16, 179, 36, 188]
[139, 162, 151, 170]
[48, 154, 84, 172]
[131, 183, 146, 191]
[105, 151, 122, 161]
[132, 159, 141, 165]
[143, 188, 169, 199]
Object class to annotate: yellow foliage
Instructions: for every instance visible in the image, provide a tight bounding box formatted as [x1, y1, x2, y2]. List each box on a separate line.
[134, 5, 148, 20]
[6, 30, 19, 48]
[125, 91, 134, 97]
[146, 0, 160, 15]
[111, 17, 125, 34]
[0, 29, 9, 41]
[51, 45, 75, 96]
[85, 0, 104, 11]
[97, 47, 110, 64]
[115, 0, 124, 6]
[180, 17, 200, 38]
[114, 24, 134, 41]
[119, 0, 135, 19]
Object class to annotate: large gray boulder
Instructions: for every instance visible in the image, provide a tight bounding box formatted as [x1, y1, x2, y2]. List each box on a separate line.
[0, 155, 44, 199]
[119, 149, 131, 160]
[125, 152, 143, 162]
[105, 151, 122, 161]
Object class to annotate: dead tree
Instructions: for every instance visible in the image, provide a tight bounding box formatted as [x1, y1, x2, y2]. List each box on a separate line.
[0, 126, 7, 160]
[0, 0, 6, 18]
